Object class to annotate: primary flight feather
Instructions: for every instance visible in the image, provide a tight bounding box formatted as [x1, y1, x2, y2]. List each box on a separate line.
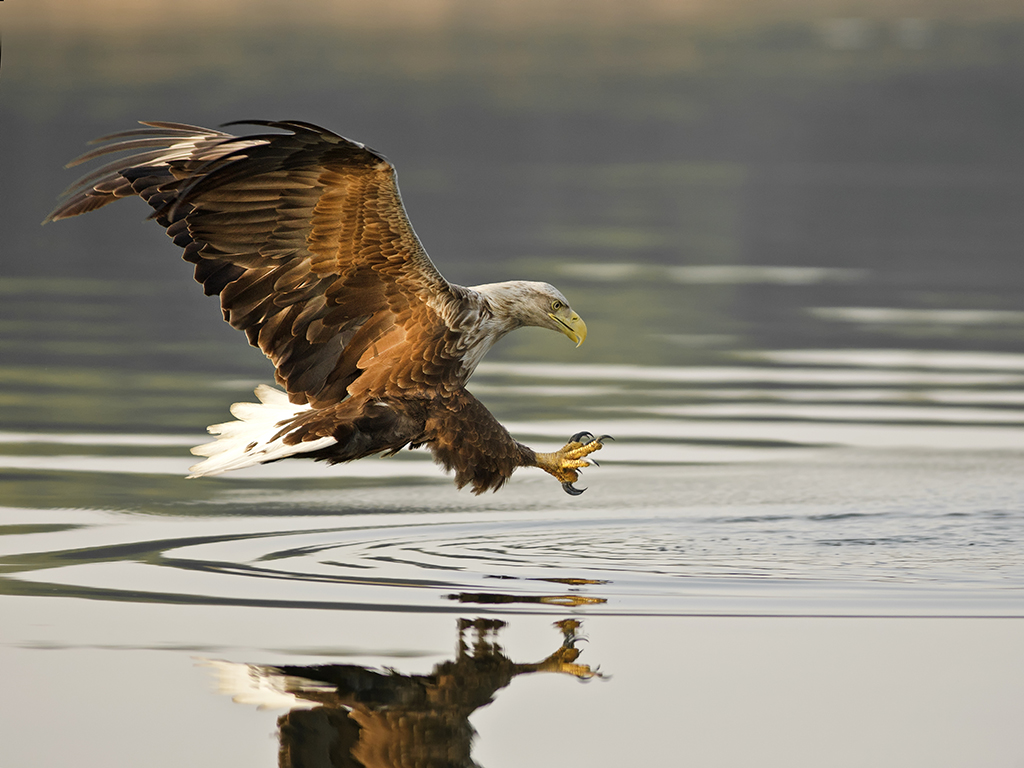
[47, 120, 607, 494]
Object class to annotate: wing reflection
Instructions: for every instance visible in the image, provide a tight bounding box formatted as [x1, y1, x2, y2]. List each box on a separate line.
[201, 618, 602, 767]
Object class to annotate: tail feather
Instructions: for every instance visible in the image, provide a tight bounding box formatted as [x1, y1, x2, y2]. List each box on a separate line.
[188, 384, 336, 477]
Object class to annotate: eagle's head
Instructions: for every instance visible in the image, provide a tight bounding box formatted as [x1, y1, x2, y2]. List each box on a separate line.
[474, 280, 587, 346]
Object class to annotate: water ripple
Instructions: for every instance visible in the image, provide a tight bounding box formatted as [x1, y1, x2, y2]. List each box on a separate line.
[3, 498, 1022, 617]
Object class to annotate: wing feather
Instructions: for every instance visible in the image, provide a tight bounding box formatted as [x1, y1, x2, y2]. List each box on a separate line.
[47, 120, 464, 407]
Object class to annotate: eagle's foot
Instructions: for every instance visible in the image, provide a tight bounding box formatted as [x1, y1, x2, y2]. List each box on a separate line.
[533, 432, 611, 495]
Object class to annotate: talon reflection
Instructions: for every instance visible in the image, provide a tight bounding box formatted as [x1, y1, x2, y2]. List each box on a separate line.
[200, 618, 603, 767]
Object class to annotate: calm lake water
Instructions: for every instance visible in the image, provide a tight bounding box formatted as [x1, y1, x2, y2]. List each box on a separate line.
[3, 4, 1024, 767]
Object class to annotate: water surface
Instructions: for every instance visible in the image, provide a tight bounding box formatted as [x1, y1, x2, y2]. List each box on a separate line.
[3, 5, 1024, 767]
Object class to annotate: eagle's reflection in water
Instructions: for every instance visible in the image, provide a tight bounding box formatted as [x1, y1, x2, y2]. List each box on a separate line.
[201, 619, 602, 768]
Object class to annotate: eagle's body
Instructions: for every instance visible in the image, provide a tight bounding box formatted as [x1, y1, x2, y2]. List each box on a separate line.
[47, 120, 605, 494]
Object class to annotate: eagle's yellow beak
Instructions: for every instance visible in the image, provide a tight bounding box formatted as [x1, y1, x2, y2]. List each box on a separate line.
[551, 312, 587, 347]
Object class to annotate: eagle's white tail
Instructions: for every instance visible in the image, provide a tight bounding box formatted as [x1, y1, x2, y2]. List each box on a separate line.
[188, 384, 336, 477]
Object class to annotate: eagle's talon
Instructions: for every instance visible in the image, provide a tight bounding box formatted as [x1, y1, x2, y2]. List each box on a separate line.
[534, 430, 606, 493]
[562, 481, 586, 496]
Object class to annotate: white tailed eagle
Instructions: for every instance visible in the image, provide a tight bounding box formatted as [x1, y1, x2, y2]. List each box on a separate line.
[47, 120, 607, 494]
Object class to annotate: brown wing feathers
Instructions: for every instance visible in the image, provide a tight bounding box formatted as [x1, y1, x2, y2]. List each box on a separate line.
[50, 121, 454, 406]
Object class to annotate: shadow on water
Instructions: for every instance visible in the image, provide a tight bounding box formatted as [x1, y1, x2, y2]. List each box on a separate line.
[199, 618, 601, 768]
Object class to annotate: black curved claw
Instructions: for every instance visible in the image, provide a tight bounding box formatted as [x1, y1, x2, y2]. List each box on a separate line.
[562, 481, 587, 496]
[589, 458, 600, 467]
[569, 431, 595, 444]
[594, 434, 615, 444]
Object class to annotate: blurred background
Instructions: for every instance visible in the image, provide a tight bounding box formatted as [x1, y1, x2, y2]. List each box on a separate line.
[5, 0, 1024, 497]
[5, 0, 1024, 377]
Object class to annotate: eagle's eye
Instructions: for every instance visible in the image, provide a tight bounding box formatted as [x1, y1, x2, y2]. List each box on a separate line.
[551, 300, 565, 311]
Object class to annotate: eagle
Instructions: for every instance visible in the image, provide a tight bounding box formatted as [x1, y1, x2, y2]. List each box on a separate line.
[46, 120, 608, 494]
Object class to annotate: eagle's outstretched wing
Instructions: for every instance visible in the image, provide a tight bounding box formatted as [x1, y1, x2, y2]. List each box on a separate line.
[47, 120, 462, 408]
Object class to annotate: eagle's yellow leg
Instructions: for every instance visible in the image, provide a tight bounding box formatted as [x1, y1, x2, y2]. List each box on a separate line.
[532, 431, 610, 495]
